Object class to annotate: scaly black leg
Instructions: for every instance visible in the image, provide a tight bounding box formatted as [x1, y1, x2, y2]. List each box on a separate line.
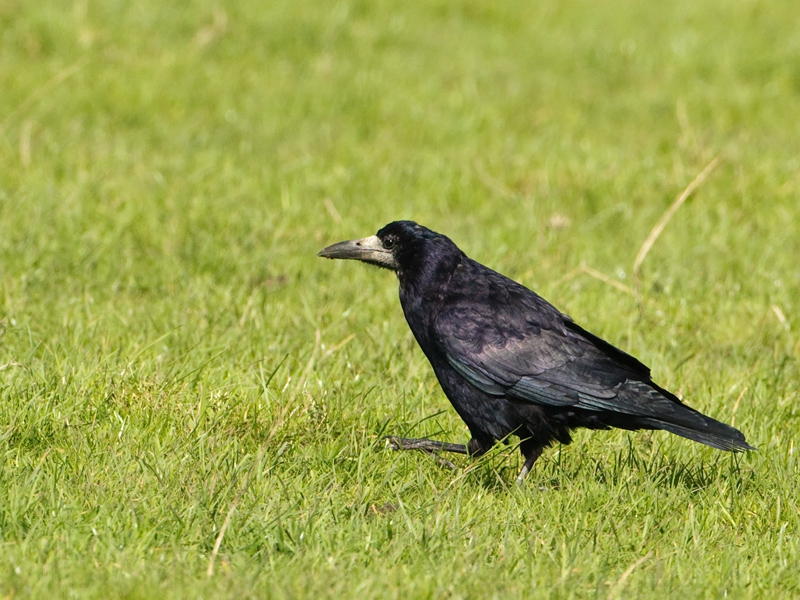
[385, 436, 468, 454]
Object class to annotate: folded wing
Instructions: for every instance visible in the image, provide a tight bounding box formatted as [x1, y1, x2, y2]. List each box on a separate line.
[434, 286, 751, 451]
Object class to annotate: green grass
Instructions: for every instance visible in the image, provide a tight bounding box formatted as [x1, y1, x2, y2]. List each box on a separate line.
[1, 0, 799, 597]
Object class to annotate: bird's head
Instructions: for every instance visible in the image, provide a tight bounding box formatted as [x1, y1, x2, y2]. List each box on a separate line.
[318, 221, 460, 279]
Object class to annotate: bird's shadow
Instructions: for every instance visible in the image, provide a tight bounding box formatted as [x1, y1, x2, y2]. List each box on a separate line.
[544, 437, 756, 494]
[375, 429, 755, 495]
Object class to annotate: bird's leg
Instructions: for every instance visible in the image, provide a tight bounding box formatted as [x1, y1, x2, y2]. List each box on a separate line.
[385, 436, 468, 454]
[385, 437, 468, 470]
[516, 444, 544, 484]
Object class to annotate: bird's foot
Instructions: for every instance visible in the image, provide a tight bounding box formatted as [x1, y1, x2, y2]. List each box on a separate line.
[515, 445, 544, 485]
[515, 465, 531, 485]
[385, 437, 467, 470]
[384, 436, 468, 455]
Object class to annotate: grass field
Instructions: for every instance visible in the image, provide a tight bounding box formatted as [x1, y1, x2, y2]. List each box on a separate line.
[2, 0, 800, 597]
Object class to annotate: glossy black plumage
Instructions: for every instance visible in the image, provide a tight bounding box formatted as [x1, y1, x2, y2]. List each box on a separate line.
[319, 221, 753, 479]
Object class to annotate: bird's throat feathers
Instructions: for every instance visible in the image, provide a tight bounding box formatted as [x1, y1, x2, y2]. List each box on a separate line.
[397, 237, 464, 303]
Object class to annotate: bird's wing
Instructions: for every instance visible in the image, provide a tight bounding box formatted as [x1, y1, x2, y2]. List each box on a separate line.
[434, 292, 664, 417]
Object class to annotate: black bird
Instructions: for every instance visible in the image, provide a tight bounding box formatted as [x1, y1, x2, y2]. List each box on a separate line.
[319, 221, 753, 482]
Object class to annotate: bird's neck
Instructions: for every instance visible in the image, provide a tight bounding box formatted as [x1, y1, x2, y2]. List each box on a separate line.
[397, 251, 462, 326]
[401, 248, 460, 290]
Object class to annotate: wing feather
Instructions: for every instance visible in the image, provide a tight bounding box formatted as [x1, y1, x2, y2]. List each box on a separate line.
[435, 292, 653, 416]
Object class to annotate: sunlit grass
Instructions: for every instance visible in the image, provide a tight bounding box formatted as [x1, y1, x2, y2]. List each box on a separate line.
[1, 0, 799, 597]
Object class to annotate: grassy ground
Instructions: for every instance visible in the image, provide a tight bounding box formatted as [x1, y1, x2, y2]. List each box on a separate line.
[1, 0, 799, 597]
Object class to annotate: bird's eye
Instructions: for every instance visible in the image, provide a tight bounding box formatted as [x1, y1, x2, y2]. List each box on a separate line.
[382, 237, 395, 250]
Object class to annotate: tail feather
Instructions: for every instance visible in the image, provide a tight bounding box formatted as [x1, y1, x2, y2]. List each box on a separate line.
[625, 381, 755, 452]
[641, 415, 755, 452]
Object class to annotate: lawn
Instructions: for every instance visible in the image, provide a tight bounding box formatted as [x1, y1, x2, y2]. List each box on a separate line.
[1, 0, 799, 597]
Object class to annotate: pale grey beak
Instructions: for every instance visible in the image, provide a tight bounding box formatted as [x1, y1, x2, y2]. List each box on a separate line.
[318, 235, 398, 270]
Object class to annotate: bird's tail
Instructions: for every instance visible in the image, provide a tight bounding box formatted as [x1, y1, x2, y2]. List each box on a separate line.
[622, 381, 755, 451]
[640, 414, 754, 451]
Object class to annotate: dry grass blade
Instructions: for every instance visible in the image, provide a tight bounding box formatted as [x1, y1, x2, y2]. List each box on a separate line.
[207, 450, 266, 577]
[552, 264, 634, 297]
[206, 494, 241, 577]
[579, 264, 635, 296]
[0, 57, 88, 136]
[324, 198, 343, 223]
[633, 156, 721, 295]
[607, 551, 654, 600]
